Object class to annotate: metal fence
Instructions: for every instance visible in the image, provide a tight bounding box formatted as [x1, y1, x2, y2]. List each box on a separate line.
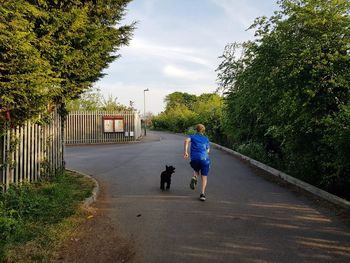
[65, 111, 142, 145]
[0, 111, 64, 190]
[0, 110, 142, 190]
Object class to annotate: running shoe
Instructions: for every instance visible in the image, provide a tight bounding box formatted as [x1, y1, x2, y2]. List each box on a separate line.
[199, 193, 206, 201]
[190, 176, 197, 190]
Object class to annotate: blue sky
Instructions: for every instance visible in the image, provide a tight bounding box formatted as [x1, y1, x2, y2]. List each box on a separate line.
[95, 0, 279, 114]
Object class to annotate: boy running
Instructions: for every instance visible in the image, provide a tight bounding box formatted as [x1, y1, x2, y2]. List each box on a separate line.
[184, 124, 210, 201]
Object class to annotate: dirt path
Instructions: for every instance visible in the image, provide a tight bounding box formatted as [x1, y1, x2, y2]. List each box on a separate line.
[56, 183, 135, 263]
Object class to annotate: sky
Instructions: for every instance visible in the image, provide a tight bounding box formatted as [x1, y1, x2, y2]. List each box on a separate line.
[95, 0, 279, 114]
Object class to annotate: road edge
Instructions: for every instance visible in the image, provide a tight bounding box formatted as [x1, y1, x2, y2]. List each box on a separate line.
[66, 169, 99, 207]
[211, 142, 350, 209]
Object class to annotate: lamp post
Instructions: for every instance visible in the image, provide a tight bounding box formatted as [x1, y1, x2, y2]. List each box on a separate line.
[143, 88, 149, 136]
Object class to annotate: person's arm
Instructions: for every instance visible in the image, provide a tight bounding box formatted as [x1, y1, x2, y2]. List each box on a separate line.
[184, 138, 190, 159]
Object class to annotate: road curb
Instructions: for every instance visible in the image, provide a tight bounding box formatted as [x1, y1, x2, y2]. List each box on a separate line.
[211, 142, 350, 209]
[66, 169, 99, 208]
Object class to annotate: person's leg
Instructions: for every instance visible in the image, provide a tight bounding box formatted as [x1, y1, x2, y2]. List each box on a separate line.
[190, 170, 199, 190]
[199, 160, 210, 201]
[194, 170, 200, 179]
[190, 161, 200, 190]
[201, 175, 207, 194]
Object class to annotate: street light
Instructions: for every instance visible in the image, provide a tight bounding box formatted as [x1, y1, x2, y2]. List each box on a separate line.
[143, 88, 149, 136]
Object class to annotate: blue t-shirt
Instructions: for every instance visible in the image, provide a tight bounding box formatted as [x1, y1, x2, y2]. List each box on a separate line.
[189, 133, 210, 161]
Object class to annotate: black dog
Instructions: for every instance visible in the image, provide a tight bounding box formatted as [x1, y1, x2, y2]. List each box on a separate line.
[160, 165, 175, 190]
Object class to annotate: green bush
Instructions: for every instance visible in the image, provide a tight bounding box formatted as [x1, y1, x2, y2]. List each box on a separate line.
[217, 0, 350, 200]
[0, 172, 94, 262]
[151, 92, 225, 141]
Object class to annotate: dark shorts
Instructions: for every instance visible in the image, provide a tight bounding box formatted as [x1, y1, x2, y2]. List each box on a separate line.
[190, 159, 210, 176]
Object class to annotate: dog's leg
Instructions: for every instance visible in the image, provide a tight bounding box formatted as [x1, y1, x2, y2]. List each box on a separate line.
[166, 178, 171, 190]
[160, 177, 165, 190]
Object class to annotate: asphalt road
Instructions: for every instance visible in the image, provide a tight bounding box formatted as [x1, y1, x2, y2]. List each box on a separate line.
[65, 131, 350, 263]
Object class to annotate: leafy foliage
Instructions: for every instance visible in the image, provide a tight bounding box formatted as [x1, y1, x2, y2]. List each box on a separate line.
[66, 88, 103, 111]
[0, 1, 56, 125]
[0, 0, 134, 126]
[154, 104, 198, 133]
[217, 0, 350, 199]
[164, 92, 197, 112]
[66, 88, 135, 111]
[0, 171, 94, 262]
[152, 92, 225, 142]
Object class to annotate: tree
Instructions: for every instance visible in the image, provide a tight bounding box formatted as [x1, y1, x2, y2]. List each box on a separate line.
[193, 93, 224, 144]
[0, 0, 134, 126]
[164, 92, 197, 112]
[101, 94, 132, 111]
[152, 92, 224, 141]
[154, 104, 197, 133]
[217, 0, 350, 198]
[0, 1, 56, 125]
[33, 0, 135, 102]
[66, 88, 134, 112]
[66, 88, 102, 111]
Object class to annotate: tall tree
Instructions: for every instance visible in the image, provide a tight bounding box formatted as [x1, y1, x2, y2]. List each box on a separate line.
[0, 1, 56, 125]
[0, 0, 134, 126]
[217, 0, 350, 197]
[164, 92, 197, 112]
[153, 92, 224, 140]
[66, 87, 102, 111]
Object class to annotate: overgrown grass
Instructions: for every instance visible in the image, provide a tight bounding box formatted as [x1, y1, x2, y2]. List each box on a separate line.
[0, 171, 95, 263]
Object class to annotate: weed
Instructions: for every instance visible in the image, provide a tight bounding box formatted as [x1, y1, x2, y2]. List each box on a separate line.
[0, 171, 94, 263]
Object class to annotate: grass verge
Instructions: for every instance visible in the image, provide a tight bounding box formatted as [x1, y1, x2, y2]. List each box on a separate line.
[0, 171, 95, 263]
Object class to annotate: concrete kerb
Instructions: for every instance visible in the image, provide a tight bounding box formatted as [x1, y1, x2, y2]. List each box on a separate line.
[66, 169, 99, 208]
[211, 142, 350, 209]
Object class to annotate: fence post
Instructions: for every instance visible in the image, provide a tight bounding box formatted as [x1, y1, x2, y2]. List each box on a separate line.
[60, 104, 66, 171]
[0, 130, 4, 189]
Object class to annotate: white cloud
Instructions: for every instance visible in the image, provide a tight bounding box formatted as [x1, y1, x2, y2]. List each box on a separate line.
[94, 0, 278, 114]
[162, 64, 212, 81]
[127, 37, 212, 67]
